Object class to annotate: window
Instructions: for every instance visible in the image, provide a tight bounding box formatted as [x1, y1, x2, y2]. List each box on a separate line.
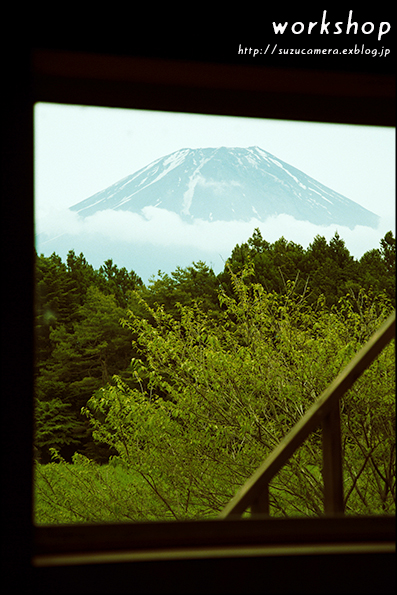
[3, 47, 395, 593]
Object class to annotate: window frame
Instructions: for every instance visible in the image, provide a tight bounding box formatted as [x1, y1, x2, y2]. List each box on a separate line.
[2, 47, 395, 592]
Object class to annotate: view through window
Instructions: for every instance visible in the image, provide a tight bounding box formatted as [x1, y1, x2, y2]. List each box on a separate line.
[33, 102, 395, 524]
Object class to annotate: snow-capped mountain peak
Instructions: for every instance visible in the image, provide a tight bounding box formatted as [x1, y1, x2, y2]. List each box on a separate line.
[70, 146, 379, 229]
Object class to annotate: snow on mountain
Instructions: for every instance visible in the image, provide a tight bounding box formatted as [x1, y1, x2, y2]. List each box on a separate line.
[70, 146, 379, 230]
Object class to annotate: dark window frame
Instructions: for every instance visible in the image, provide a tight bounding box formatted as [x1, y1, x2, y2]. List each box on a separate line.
[2, 47, 395, 593]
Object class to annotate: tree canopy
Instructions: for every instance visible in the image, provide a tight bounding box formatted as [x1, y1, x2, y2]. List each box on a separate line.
[34, 231, 395, 521]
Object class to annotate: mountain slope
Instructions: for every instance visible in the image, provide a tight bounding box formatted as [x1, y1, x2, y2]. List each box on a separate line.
[70, 146, 379, 229]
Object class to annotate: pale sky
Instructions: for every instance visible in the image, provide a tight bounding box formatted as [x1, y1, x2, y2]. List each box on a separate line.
[34, 102, 395, 280]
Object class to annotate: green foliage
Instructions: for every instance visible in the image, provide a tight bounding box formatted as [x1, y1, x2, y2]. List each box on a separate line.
[97, 258, 143, 308]
[220, 229, 395, 308]
[138, 261, 221, 321]
[34, 399, 83, 455]
[33, 229, 395, 521]
[34, 451, 160, 523]
[78, 271, 394, 520]
[358, 231, 396, 302]
[34, 251, 142, 462]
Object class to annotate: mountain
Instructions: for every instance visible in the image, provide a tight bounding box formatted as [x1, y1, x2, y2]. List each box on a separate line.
[70, 146, 379, 229]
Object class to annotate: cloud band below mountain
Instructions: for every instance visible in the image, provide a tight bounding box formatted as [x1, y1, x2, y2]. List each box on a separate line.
[36, 204, 388, 264]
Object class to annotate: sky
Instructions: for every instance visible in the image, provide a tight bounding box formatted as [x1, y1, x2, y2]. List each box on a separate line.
[34, 102, 395, 282]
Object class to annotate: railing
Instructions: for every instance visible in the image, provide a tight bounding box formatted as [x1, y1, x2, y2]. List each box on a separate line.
[219, 310, 395, 519]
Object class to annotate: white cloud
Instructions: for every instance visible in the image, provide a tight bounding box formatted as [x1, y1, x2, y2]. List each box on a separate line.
[36, 206, 393, 264]
[35, 206, 395, 284]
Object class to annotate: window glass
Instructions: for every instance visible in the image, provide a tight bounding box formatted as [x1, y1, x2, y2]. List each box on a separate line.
[33, 102, 395, 524]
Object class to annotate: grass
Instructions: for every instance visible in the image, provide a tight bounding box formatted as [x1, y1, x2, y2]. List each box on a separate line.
[34, 455, 165, 524]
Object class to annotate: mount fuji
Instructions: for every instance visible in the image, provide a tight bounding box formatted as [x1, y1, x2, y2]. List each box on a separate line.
[70, 146, 379, 229]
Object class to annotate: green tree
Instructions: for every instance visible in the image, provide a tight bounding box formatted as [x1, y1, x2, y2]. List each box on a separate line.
[380, 230, 396, 275]
[98, 259, 143, 308]
[35, 286, 134, 462]
[219, 229, 308, 297]
[305, 232, 359, 305]
[34, 231, 395, 520]
[81, 269, 394, 520]
[358, 231, 395, 303]
[35, 251, 70, 363]
[65, 250, 97, 307]
[138, 261, 221, 320]
[34, 399, 84, 461]
[34, 250, 144, 462]
[35, 250, 97, 364]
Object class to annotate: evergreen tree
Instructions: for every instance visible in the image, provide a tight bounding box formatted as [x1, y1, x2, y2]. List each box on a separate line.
[98, 259, 143, 308]
[380, 230, 396, 275]
[139, 261, 221, 320]
[33, 229, 395, 467]
[359, 231, 395, 303]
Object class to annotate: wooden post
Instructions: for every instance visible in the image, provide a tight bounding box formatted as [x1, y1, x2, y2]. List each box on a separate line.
[322, 401, 344, 515]
[250, 484, 270, 517]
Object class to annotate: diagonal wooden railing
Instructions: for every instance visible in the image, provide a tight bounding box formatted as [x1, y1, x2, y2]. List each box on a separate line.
[219, 310, 395, 519]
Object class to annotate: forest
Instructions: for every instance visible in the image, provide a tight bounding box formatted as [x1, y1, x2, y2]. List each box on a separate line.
[34, 229, 395, 523]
